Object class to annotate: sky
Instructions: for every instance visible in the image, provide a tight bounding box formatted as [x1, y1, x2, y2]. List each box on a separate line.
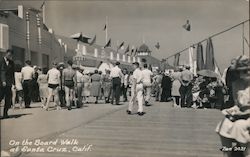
[1, 0, 249, 70]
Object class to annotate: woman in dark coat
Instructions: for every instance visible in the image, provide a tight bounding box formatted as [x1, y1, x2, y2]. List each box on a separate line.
[90, 70, 102, 104]
[161, 72, 172, 102]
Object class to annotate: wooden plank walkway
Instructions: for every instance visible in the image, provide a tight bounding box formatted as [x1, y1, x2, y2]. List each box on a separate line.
[24, 102, 224, 157]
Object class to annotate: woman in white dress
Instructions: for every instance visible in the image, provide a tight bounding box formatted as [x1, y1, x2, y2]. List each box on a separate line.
[37, 68, 48, 108]
[82, 72, 91, 103]
[12, 66, 23, 108]
[171, 70, 182, 108]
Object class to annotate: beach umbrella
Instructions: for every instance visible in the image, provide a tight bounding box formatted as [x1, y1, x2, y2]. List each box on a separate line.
[196, 43, 205, 71]
[197, 69, 219, 78]
[205, 38, 215, 71]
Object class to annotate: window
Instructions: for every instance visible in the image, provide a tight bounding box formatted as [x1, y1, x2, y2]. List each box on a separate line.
[0, 23, 9, 50]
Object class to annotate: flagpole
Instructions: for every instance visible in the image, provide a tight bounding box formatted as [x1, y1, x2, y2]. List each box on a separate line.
[106, 16, 108, 45]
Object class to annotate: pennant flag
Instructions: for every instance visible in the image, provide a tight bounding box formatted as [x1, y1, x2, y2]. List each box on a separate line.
[89, 35, 96, 46]
[133, 48, 138, 56]
[174, 53, 180, 67]
[118, 42, 124, 50]
[103, 24, 107, 31]
[104, 38, 111, 48]
[205, 38, 215, 71]
[183, 20, 191, 31]
[40, 1, 45, 9]
[155, 42, 160, 49]
[196, 43, 205, 71]
[124, 45, 130, 54]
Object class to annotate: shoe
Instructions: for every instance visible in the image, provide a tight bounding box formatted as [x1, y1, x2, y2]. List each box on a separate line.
[137, 112, 145, 116]
[95, 101, 98, 104]
[3, 114, 9, 119]
[68, 106, 72, 110]
[26, 106, 31, 108]
[126, 110, 132, 115]
[145, 101, 149, 106]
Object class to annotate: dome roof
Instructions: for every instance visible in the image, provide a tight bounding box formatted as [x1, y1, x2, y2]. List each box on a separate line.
[138, 44, 151, 53]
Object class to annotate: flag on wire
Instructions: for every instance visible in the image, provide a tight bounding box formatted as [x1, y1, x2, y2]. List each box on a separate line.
[183, 20, 191, 31]
[174, 53, 180, 67]
[118, 42, 124, 50]
[103, 24, 107, 31]
[89, 35, 96, 46]
[124, 45, 130, 54]
[155, 42, 160, 49]
[40, 1, 45, 9]
[104, 38, 111, 48]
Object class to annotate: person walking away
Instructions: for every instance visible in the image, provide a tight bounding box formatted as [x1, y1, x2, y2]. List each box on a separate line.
[31, 66, 40, 102]
[21, 60, 34, 108]
[171, 69, 182, 108]
[44, 62, 61, 111]
[142, 64, 153, 106]
[12, 65, 24, 109]
[102, 70, 112, 103]
[58, 64, 66, 107]
[121, 68, 129, 102]
[63, 60, 76, 110]
[90, 70, 102, 104]
[75, 66, 84, 108]
[127, 62, 145, 116]
[153, 70, 163, 101]
[0, 49, 15, 118]
[37, 68, 48, 108]
[179, 66, 194, 108]
[110, 62, 124, 105]
[82, 71, 91, 104]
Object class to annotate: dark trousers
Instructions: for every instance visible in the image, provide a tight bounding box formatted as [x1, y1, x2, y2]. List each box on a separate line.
[111, 77, 121, 104]
[1, 85, 12, 117]
[76, 84, 83, 108]
[174, 96, 180, 106]
[179, 84, 193, 107]
[121, 84, 128, 101]
[23, 80, 32, 107]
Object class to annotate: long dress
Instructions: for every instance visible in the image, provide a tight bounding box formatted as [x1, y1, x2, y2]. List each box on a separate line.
[161, 75, 172, 102]
[90, 74, 101, 97]
[171, 72, 181, 97]
[82, 74, 91, 97]
[102, 74, 112, 97]
[37, 74, 48, 99]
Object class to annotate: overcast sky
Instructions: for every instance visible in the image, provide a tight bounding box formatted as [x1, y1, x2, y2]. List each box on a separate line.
[1, 0, 249, 70]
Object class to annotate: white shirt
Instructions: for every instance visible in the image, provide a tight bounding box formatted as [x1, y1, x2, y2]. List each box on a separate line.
[21, 65, 34, 80]
[76, 70, 84, 83]
[47, 68, 60, 84]
[133, 68, 143, 84]
[110, 66, 123, 78]
[142, 69, 153, 84]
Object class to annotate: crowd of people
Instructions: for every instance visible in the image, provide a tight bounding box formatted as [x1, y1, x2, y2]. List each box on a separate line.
[1, 49, 249, 156]
[1, 49, 248, 119]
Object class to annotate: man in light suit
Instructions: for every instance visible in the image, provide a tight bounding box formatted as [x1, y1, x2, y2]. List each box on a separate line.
[0, 49, 15, 118]
[127, 62, 145, 116]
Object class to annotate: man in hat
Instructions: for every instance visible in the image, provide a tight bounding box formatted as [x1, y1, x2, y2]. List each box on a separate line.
[179, 65, 193, 108]
[75, 65, 84, 108]
[127, 62, 145, 116]
[21, 60, 34, 108]
[142, 64, 153, 106]
[110, 62, 124, 105]
[0, 49, 15, 118]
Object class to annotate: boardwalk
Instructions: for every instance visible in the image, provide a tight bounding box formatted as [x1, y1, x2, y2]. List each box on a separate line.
[14, 102, 224, 157]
